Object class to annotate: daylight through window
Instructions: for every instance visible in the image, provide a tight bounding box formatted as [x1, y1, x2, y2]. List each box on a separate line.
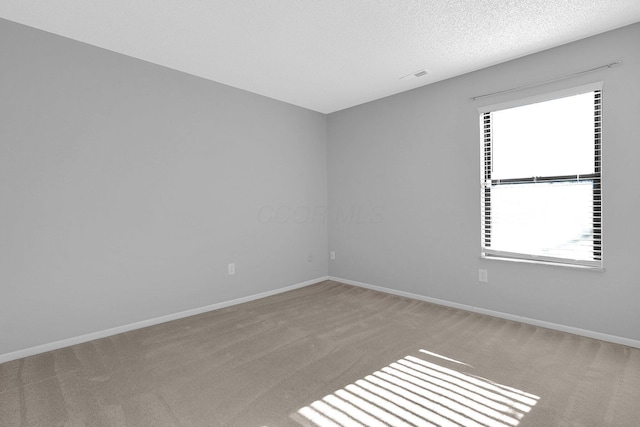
[480, 83, 602, 268]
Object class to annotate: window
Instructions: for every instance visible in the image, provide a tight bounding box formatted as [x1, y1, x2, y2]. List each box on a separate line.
[480, 83, 602, 269]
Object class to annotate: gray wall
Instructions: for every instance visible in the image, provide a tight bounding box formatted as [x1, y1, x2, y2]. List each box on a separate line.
[2, 16, 639, 358]
[328, 23, 640, 342]
[0, 19, 328, 356]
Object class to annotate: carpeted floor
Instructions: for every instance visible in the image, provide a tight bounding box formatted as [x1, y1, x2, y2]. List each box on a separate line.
[1, 280, 639, 426]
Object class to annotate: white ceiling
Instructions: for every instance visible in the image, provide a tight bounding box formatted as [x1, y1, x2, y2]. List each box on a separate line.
[1, 1, 639, 113]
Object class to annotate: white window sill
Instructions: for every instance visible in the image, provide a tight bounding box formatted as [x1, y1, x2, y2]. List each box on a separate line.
[481, 254, 605, 272]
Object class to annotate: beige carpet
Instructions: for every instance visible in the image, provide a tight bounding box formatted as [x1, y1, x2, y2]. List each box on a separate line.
[1, 280, 639, 426]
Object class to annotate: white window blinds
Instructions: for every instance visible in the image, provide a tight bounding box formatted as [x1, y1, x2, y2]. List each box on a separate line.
[480, 84, 602, 268]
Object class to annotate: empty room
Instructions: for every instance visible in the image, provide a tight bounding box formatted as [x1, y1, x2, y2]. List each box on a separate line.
[1, 1, 640, 426]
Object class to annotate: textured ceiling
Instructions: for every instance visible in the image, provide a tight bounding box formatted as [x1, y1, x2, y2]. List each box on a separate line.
[1, 1, 639, 113]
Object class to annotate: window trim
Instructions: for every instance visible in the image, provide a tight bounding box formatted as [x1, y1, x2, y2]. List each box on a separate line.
[479, 82, 604, 270]
[477, 82, 603, 115]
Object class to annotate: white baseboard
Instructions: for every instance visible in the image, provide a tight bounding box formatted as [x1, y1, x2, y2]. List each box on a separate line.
[5, 274, 636, 364]
[329, 276, 640, 349]
[0, 276, 329, 364]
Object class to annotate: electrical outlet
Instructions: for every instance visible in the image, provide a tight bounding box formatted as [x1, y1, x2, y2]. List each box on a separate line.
[330, 251, 335, 260]
[479, 269, 488, 283]
[228, 263, 235, 275]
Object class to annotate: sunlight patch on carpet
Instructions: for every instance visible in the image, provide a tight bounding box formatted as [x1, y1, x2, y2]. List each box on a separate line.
[292, 350, 539, 426]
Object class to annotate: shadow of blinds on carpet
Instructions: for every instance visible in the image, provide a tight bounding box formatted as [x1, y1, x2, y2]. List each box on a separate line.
[291, 349, 539, 427]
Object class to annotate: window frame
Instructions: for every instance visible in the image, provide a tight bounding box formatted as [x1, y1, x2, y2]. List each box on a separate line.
[479, 82, 603, 270]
